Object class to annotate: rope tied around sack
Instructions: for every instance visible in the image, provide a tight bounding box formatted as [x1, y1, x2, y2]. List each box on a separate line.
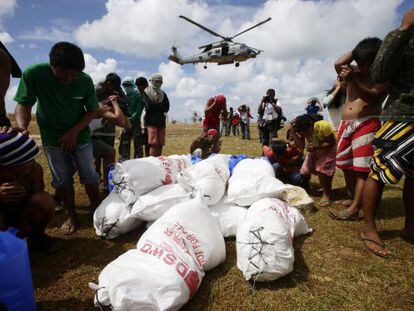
[100, 217, 119, 240]
[237, 227, 275, 291]
[94, 286, 112, 310]
[113, 175, 136, 198]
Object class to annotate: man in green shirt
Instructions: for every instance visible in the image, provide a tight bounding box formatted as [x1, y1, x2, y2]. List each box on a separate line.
[14, 42, 101, 235]
[118, 77, 145, 160]
[360, 9, 414, 257]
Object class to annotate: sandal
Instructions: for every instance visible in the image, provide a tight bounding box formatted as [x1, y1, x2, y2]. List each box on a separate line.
[329, 210, 361, 221]
[360, 233, 389, 258]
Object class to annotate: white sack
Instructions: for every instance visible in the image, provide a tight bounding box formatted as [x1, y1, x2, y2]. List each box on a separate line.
[131, 184, 193, 221]
[112, 157, 166, 204]
[92, 198, 225, 310]
[227, 158, 287, 206]
[209, 197, 248, 238]
[113, 155, 191, 204]
[92, 247, 204, 311]
[177, 154, 230, 206]
[158, 154, 192, 184]
[138, 198, 226, 272]
[93, 191, 143, 240]
[236, 198, 311, 282]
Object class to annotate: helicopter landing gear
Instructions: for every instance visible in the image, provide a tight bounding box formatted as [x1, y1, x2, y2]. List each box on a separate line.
[235, 62, 240, 67]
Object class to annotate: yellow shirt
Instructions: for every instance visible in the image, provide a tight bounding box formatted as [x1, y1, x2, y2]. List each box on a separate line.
[307, 120, 335, 154]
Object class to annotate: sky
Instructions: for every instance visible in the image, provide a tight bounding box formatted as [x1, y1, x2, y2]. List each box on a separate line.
[1, 0, 412, 121]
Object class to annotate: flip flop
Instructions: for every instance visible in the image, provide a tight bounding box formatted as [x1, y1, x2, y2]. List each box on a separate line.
[360, 234, 389, 258]
[329, 210, 361, 221]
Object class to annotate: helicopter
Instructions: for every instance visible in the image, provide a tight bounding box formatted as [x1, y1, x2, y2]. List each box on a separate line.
[168, 15, 271, 69]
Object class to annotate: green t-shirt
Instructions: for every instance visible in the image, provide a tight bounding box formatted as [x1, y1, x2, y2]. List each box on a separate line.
[126, 91, 144, 125]
[14, 63, 98, 147]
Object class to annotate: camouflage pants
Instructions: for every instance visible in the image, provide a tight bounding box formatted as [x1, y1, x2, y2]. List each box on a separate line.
[118, 126, 144, 160]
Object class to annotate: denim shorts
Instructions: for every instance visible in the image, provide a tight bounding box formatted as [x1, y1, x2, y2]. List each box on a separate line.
[43, 143, 100, 188]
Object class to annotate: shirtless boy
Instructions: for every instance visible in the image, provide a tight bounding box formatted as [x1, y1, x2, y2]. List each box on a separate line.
[330, 38, 388, 220]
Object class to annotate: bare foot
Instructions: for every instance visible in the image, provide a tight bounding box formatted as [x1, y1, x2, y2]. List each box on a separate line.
[361, 229, 390, 258]
[60, 217, 79, 235]
[318, 195, 331, 207]
[333, 199, 353, 207]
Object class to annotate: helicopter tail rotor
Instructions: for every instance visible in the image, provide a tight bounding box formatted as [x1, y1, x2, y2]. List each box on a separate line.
[168, 45, 183, 65]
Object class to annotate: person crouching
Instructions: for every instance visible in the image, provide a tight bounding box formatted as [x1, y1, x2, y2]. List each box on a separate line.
[190, 129, 221, 159]
[263, 139, 304, 186]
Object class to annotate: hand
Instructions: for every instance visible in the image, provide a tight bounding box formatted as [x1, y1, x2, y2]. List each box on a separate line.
[306, 144, 316, 152]
[0, 126, 13, 134]
[400, 8, 414, 31]
[0, 126, 30, 135]
[339, 65, 353, 82]
[108, 95, 119, 103]
[333, 79, 341, 89]
[60, 129, 78, 152]
[0, 182, 27, 203]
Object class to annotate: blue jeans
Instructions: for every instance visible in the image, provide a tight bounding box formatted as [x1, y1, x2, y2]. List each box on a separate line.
[272, 163, 303, 186]
[44, 143, 100, 188]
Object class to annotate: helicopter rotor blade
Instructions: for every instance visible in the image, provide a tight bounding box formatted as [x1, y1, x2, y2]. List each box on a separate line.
[230, 17, 271, 40]
[179, 15, 228, 40]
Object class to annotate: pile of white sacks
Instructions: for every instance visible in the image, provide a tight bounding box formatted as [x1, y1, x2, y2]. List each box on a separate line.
[90, 154, 313, 310]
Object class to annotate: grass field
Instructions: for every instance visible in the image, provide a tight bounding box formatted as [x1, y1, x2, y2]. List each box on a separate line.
[26, 123, 413, 311]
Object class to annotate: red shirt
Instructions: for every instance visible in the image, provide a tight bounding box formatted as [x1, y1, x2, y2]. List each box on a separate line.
[203, 98, 225, 129]
[262, 145, 301, 172]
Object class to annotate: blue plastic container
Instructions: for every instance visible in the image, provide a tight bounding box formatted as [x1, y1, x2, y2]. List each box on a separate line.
[108, 166, 115, 192]
[228, 154, 248, 175]
[0, 229, 36, 311]
[191, 156, 202, 165]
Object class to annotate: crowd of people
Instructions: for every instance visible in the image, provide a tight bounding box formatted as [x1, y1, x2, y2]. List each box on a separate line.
[0, 8, 413, 259]
[0, 41, 170, 245]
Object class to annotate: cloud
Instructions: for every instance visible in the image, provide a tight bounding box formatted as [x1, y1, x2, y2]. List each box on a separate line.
[0, 0, 16, 17]
[84, 53, 118, 84]
[75, 0, 210, 57]
[241, 0, 402, 61]
[0, 0, 16, 43]
[19, 18, 74, 42]
[0, 31, 13, 43]
[71, 0, 402, 121]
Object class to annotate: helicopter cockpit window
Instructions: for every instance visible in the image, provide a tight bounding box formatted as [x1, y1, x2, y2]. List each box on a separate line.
[207, 51, 212, 56]
[215, 50, 220, 54]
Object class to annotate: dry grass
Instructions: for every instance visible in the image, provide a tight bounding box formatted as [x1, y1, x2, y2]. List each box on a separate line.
[25, 123, 414, 311]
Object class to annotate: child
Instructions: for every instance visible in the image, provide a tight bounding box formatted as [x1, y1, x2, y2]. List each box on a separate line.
[14, 42, 101, 235]
[330, 37, 388, 221]
[232, 112, 240, 136]
[292, 114, 337, 206]
[0, 131, 54, 251]
[262, 139, 303, 186]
